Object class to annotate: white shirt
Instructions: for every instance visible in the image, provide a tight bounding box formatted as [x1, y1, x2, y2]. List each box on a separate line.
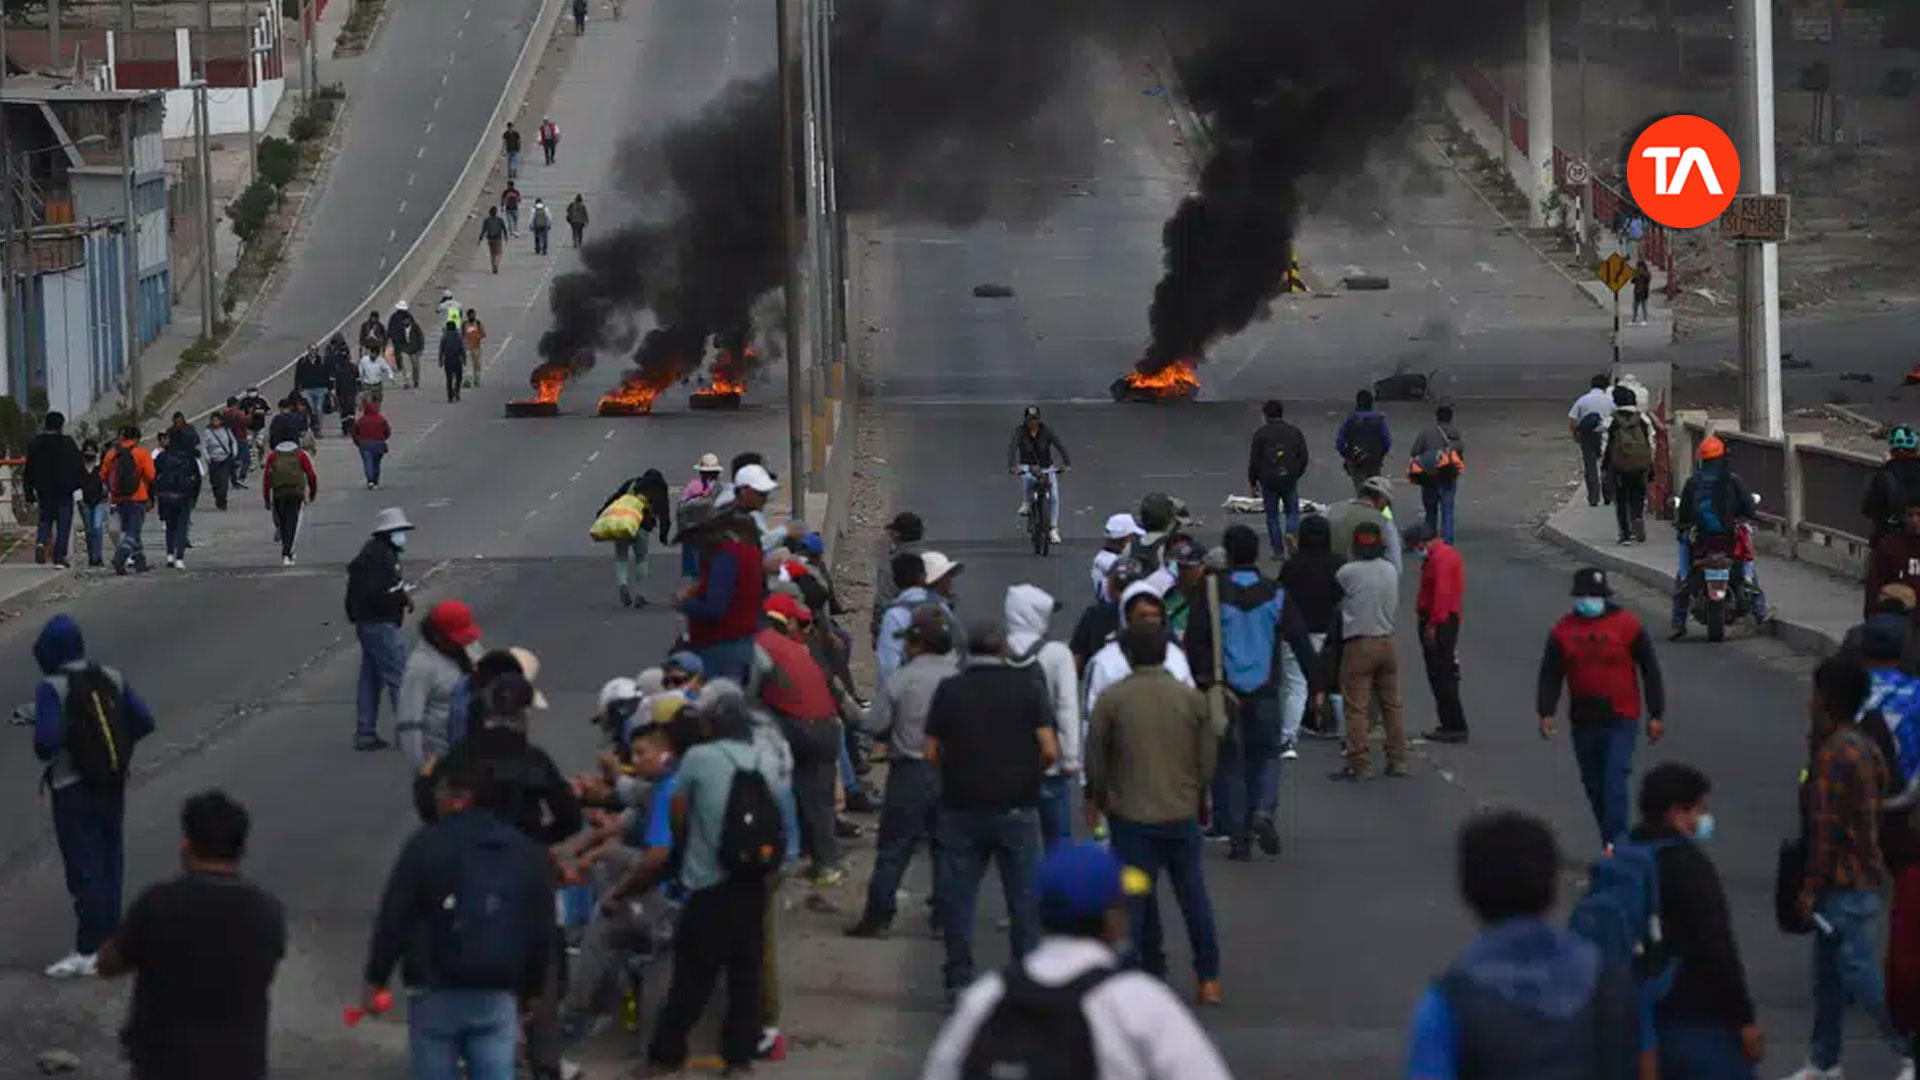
[1091, 549, 1119, 602]
[1083, 636, 1194, 718]
[920, 937, 1234, 1080]
[359, 353, 394, 387]
[1569, 387, 1615, 430]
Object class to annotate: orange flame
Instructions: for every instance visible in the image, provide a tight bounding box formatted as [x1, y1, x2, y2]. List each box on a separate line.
[597, 370, 675, 416]
[510, 362, 572, 408]
[1122, 359, 1202, 398]
[692, 347, 751, 401]
[693, 373, 748, 399]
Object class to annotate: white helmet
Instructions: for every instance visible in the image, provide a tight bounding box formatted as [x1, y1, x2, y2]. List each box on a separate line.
[598, 676, 640, 714]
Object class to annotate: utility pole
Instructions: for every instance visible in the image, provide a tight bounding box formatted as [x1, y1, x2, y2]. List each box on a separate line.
[48, 0, 59, 74]
[121, 99, 140, 416]
[194, 82, 216, 340]
[1828, 0, 1847, 142]
[1577, 37, 1593, 260]
[775, 0, 807, 510]
[1524, 0, 1553, 227]
[1734, 0, 1783, 437]
[1, 15, 11, 391]
[244, 0, 259, 183]
[803, 0, 827, 489]
[820, 0, 844, 381]
[301, 0, 317, 104]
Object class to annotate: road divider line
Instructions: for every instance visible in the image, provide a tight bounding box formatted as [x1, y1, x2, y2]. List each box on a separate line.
[587, 450, 600, 462]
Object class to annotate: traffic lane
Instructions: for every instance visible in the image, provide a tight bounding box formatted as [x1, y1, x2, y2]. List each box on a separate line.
[1658, 307, 1920, 420]
[0, 556, 683, 1070]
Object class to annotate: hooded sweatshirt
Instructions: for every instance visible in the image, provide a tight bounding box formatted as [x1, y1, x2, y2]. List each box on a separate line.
[396, 630, 478, 768]
[876, 584, 957, 686]
[353, 402, 392, 446]
[1084, 582, 1194, 717]
[32, 615, 156, 788]
[1005, 584, 1082, 776]
[1279, 516, 1343, 636]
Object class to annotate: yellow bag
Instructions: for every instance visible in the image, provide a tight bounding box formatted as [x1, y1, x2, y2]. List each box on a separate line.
[590, 494, 648, 542]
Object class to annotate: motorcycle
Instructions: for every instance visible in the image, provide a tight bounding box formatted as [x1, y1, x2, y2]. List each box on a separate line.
[1671, 492, 1764, 643]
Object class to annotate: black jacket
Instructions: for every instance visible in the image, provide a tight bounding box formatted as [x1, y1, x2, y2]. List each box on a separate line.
[411, 724, 584, 845]
[439, 327, 467, 372]
[266, 411, 306, 448]
[1007, 422, 1070, 470]
[388, 310, 424, 355]
[363, 808, 554, 994]
[1865, 456, 1920, 542]
[294, 351, 330, 390]
[23, 431, 86, 502]
[345, 536, 407, 625]
[359, 317, 388, 355]
[1248, 419, 1309, 488]
[1625, 824, 1756, 1028]
[1278, 546, 1343, 635]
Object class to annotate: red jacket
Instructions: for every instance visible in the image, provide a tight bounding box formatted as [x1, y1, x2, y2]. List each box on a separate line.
[353, 404, 393, 445]
[1538, 607, 1665, 723]
[1416, 540, 1465, 624]
[261, 448, 317, 507]
[684, 537, 764, 646]
[754, 627, 838, 722]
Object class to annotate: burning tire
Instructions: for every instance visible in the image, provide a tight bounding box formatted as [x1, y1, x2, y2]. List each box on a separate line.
[688, 392, 743, 410]
[1111, 358, 1201, 403]
[505, 401, 562, 417]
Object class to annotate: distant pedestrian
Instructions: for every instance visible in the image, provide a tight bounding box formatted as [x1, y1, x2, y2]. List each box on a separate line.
[1280, 514, 1344, 739]
[359, 345, 395, 407]
[567, 194, 588, 247]
[1332, 522, 1407, 780]
[1247, 398, 1308, 556]
[294, 346, 331, 437]
[1537, 568, 1666, 850]
[346, 509, 415, 751]
[480, 207, 508, 273]
[595, 468, 670, 607]
[439, 323, 467, 403]
[463, 310, 487, 387]
[1404, 522, 1467, 744]
[1406, 405, 1465, 543]
[23, 410, 85, 567]
[153, 433, 198, 570]
[538, 116, 560, 164]
[1334, 388, 1391, 494]
[388, 301, 424, 390]
[100, 426, 155, 575]
[359, 309, 388, 358]
[501, 181, 522, 236]
[262, 438, 316, 565]
[502, 122, 522, 178]
[222, 397, 254, 484]
[95, 791, 285, 1080]
[33, 613, 156, 978]
[1603, 385, 1656, 544]
[530, 199, 552, 255]
[1004, 582, 1082, 851]
[572, 0, 587, 33]
[1570, 374, 1616, 507]
[1631, 259, 1653, 324]
[353, 401, 392, 490]
[77, 440, 107, 568]
[203, 411, 239, 511]
[680, 452, 726, 578]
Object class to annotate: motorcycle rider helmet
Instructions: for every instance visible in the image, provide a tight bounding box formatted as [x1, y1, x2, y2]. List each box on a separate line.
[1697, 435, 1726, 461]
[1137, 492, 1177, 533]
[1891, 424, 1920, 453]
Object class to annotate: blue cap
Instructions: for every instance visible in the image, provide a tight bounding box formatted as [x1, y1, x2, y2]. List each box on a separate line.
[799, 531, 825, 556]
[664, 651, 705, 676]
[1035, 843, 1147, 923]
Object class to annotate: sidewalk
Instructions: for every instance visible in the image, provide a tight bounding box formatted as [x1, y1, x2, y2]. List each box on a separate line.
[1541, 496, 1858, 653]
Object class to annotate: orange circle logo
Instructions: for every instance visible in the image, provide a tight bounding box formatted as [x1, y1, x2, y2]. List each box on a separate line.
[1625, 115, 1740, 230]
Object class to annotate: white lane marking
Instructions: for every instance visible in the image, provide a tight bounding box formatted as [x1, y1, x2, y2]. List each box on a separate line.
[387, 227, 397, 243]
[1414, 261, 1426, 272]
[398, 200, 408, 214]
[426, 498, 453, 508]
[525, 509, 539, 520]
[1476, 261, 1498, 274]
[464, 5, 472, 17]
[1401, 243, 1412, 254]
[1449, 296, 1461, 306]
[1431, 278, 1443, 289]
[378, 254, 389, 271]
[441, 71, 450, 86]
[416, 146, 426, 159]
[569, 471, 583, 482]
[604, 429, 615, 441]
[1385, 227, 1396, 237]
[424, 121, 434, 135]
[433, 96, 443, 112]
[411, 419, 444, 449]
[407, 172, 416, 187]
[587, 450, 601, 462]
[548, 491, 561, 501]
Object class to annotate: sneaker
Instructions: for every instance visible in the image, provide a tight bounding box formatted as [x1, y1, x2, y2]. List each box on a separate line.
[1253, 816, 1281, 855]
[43, 952, 96, 978]
[1017, 502, 1029, 516]
[756, 1028, 787, 1062]
[809, 866, 847, 888]
[1049, 527, 1062, 543]
[164, 555, 176, 568]
[282, 556, 293, 567]
[1196, 979, 1223, 1006]
[618, 584, 633, 608]
[834, 817, 864, 840]
[355, 734, 391, 752]
[844, 918, 890, 939]
[173, 557, 185, 570]
[1280, 740, 1299, 760]
[1422, 728, 1468, 744]
[1775, 1066, 1842, 1080]
[1897, 1059, 1914, 1080]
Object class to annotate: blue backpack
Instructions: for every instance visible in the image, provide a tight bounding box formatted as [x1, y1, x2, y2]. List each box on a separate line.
[1567, 839, 1679, 1004]
[1692, 476, 1725, 535]
[429, 814, 541, 988]
[1217, 577, 1282, 695]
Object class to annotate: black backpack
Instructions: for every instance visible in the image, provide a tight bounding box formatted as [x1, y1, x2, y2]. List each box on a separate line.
[716, 755, 786, 881]
[428, 814, 540, 989]
[1125, 536, 1163, 577]
[109, 448, 142, 500]
[63, 665, 133, 791]
[959, 964, 1117, 1080]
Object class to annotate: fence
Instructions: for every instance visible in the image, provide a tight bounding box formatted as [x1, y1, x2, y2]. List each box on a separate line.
[1670, 414, 1883, 580]
[1453, 66, 1677, 295]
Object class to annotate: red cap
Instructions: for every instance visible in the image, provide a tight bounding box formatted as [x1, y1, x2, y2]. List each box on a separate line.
[764, 593, 811, 625]
[426, 600, 482, 647]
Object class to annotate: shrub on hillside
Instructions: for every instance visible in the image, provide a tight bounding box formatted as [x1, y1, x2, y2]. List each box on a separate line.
[226, 179, 279, 243]
[257, 136, 298, 188]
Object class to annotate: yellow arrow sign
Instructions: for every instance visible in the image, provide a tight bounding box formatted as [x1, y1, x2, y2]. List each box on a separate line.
[1597, 253, 1634, 294]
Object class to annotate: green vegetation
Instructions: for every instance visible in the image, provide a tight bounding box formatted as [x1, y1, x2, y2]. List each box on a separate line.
[257, 136, 299, 189]
[334, 0, 389, 58]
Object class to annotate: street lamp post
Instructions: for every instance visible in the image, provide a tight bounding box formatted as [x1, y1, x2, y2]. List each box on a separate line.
[776, 0, 807, 510]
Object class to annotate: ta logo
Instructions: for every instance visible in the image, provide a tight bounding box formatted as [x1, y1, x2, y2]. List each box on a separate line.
[1626, 115, 1741, 230]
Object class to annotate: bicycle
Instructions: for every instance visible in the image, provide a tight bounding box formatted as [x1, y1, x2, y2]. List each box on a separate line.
[1017, 465, 1060, 556]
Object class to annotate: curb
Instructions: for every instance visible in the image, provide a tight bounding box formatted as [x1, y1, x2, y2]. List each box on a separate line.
[1538, 518, 1842, 655]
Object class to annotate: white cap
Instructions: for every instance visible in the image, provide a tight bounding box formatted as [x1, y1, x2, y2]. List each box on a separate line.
[920, 550, 963, 584]
[371, 507, 414, 534]
[1104, 513, 1144, 541]
[734, 464, 779, 493]
[508, 646, 551, 710]
[1120, 579, 1165, 610]
[394, 299, 408, 311]
[598, 677, 640, 713]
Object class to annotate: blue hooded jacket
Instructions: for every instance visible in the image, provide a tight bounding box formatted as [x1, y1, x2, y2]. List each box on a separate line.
[33, 614, 155, 782]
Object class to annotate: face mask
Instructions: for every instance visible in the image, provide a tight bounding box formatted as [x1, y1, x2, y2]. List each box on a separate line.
[1573, 597, 1607, 618]
[390, 531, 410, 550]
[1691, 812, 1716, 842]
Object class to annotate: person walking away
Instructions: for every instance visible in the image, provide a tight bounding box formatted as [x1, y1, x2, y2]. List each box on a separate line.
[367, 753, 555, 1080]
[1866, 426, 1920, 548]
[359, 309, 388, 360]
[264, 396, 304, 449]
[76, 441, 107, 568]
[566, 194, 588, 247]
[1325, 475, 1404, 572]
[1603, 386, 1656, 544]
[101, 427, 155, 576]
[539, 116, 560, 164]
[597, 468, 671, 607]
[1185, 525, 1316, 859]
[262, 439, 317, 564]
[754, 594, 847, 885]
[530, 199, 553, 256]
[23, 410, 85, 567]
[95, 791, 284, 1080]
[1247, 398, 1309, 557]
[848, 609, 959, 938]
[680, 452, 726, 578]
[1005, 583, 1081, 851]
[1085, 623, 1222, 1003]
[358, 343, 395, 407]
[502, 122, 522, 178]
[1619, 764, 1765, 1078]
[1406, 810, 1641, 1080]
[1007, 405, 1071, 545]
[330, 335, 360, 436]
[438, 322, 467, 403]
[501, 181, 522, 236]
[1332, 522, 1407, 780]
[462, 309, 487, 387]
[436, 288, 461, 334]
[571, 0, 587, 32]
[1334, 389, 1392, 494]
[1404, 522, 1468, 744]
[294, 346, 331, 436]
[1672, 435, 1766, 639]
[396, 600, 483, 769]
[479, 207, 509, 273]
[1537, 568, 1666, 850]
[674, 503, 768, 684]
[1784, 655, 1916, 1079]
[346, 508, 415, 751]
[221, 398, 254, 485]
[1406, 405, 1465, 543]
[1631, 259, 1653, 324]
[918, 842, 1234, 1080]
[1282, 514, 1345, 740]
[1091, 513, 1143, 603]
[1570, 374, 1617, 507]
[33, 613, 156, 978]
[352, 400, 392, 490]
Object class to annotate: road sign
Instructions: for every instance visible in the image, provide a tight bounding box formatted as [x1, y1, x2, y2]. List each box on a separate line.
[1566, 160, 1589, 185]
[1598, 252, 1635, 294]
[1719, 193, 1791, 242]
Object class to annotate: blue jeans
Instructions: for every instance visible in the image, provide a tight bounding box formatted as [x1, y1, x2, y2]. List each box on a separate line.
[160, 499, 191, 559]
[36, 498, 73, 563]
[1570, 720, 1636, 845]
[1019, 470, 1061, 529]
[111, 503, 147, 571]
[81, 502, 106, 565]
[359, 441, 386, 485]
[1037, 775, 1073, 851]
[50, 782, 124, 954]
[301, 388, 328, 433]
[1106, 816, 1220, 981]
[692, 636, 755, 685]
[506, 149, 521, 177]
[1809, 889, 1908, 1070]
[1220, 691, 1282, 847]
[1261, 482, 1299, 553]
[407, 988, 519, 1080]
[355, 622, 406, 741]
[1655, 1021, 1757, 1080]
[860, 758, 939, 925]
[1420, 480, 1457, 543]
[680, 544, 700, 578]
[236, 437, 252, 480]
[934, 807, 1041, 992]
[504, 206, 519, 235]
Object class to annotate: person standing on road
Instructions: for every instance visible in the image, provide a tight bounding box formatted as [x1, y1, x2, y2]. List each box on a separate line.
[539, 116, 560, 165]
[262, 437, 316, 565]
[1404, 521, 1468, 744]
[1603, 385, 1656, 544]
[529, 199, 553, 256]
[501, 181, 522, 236]
[480, 207, 509, 273]
[1334, 388, 1392, 494]
[1005, 583, 1081, 851]
[754, 594, 847, 886]
[33, 613, 157, 979]
[358, 309, 387, 358]
[203, 411, 238, 511]
[1537, 568, 1666, 850]
[438, 322, 467, 403]
[462, 310, 488, 387]
[566, 194, 588, 248]
[388, 301, 424, 390]
[1570, 374, 1616, 507]
[502, 122, 523, 178]
[1332, 522, 1407, 781]
[353, 400, 392, 490]
[1631, 259, 1653, 324]
[597, 468, 671, 607]
[1406, 405, 1464, 543]
[346, 508, 416, 751]
[1085, 622, 1222, 1005]
[396, 600, 483, 769]
[1325, 475, 1403, 571]
[23, 410, 85, 567]
[1865, 426, 1920, 548]
[1282, 514, 1344, 739]
[359, 342, 395, 407]
[675, 503, 768, 684]
[1247, 398, 1308, 556]
[101, 426, 155, 575]
[95, 791, 285, 1080]
[294, 345, 331, 437]
[77, 441, 107, 568]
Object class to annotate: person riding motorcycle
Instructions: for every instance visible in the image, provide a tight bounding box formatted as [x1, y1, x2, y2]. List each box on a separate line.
[1864, 424, 1920, 546]
[1007, 405, 1070, 544]
[1671, 435, 1766, 639]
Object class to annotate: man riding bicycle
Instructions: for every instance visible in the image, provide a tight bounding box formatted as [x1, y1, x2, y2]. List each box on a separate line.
[1671, 434, 1767, 639]
[1008, 405, 1070, 544]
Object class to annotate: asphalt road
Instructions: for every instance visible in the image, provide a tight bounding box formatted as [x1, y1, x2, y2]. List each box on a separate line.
[1656, 306, 1920, 423]
[179, 0, 546, 418]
